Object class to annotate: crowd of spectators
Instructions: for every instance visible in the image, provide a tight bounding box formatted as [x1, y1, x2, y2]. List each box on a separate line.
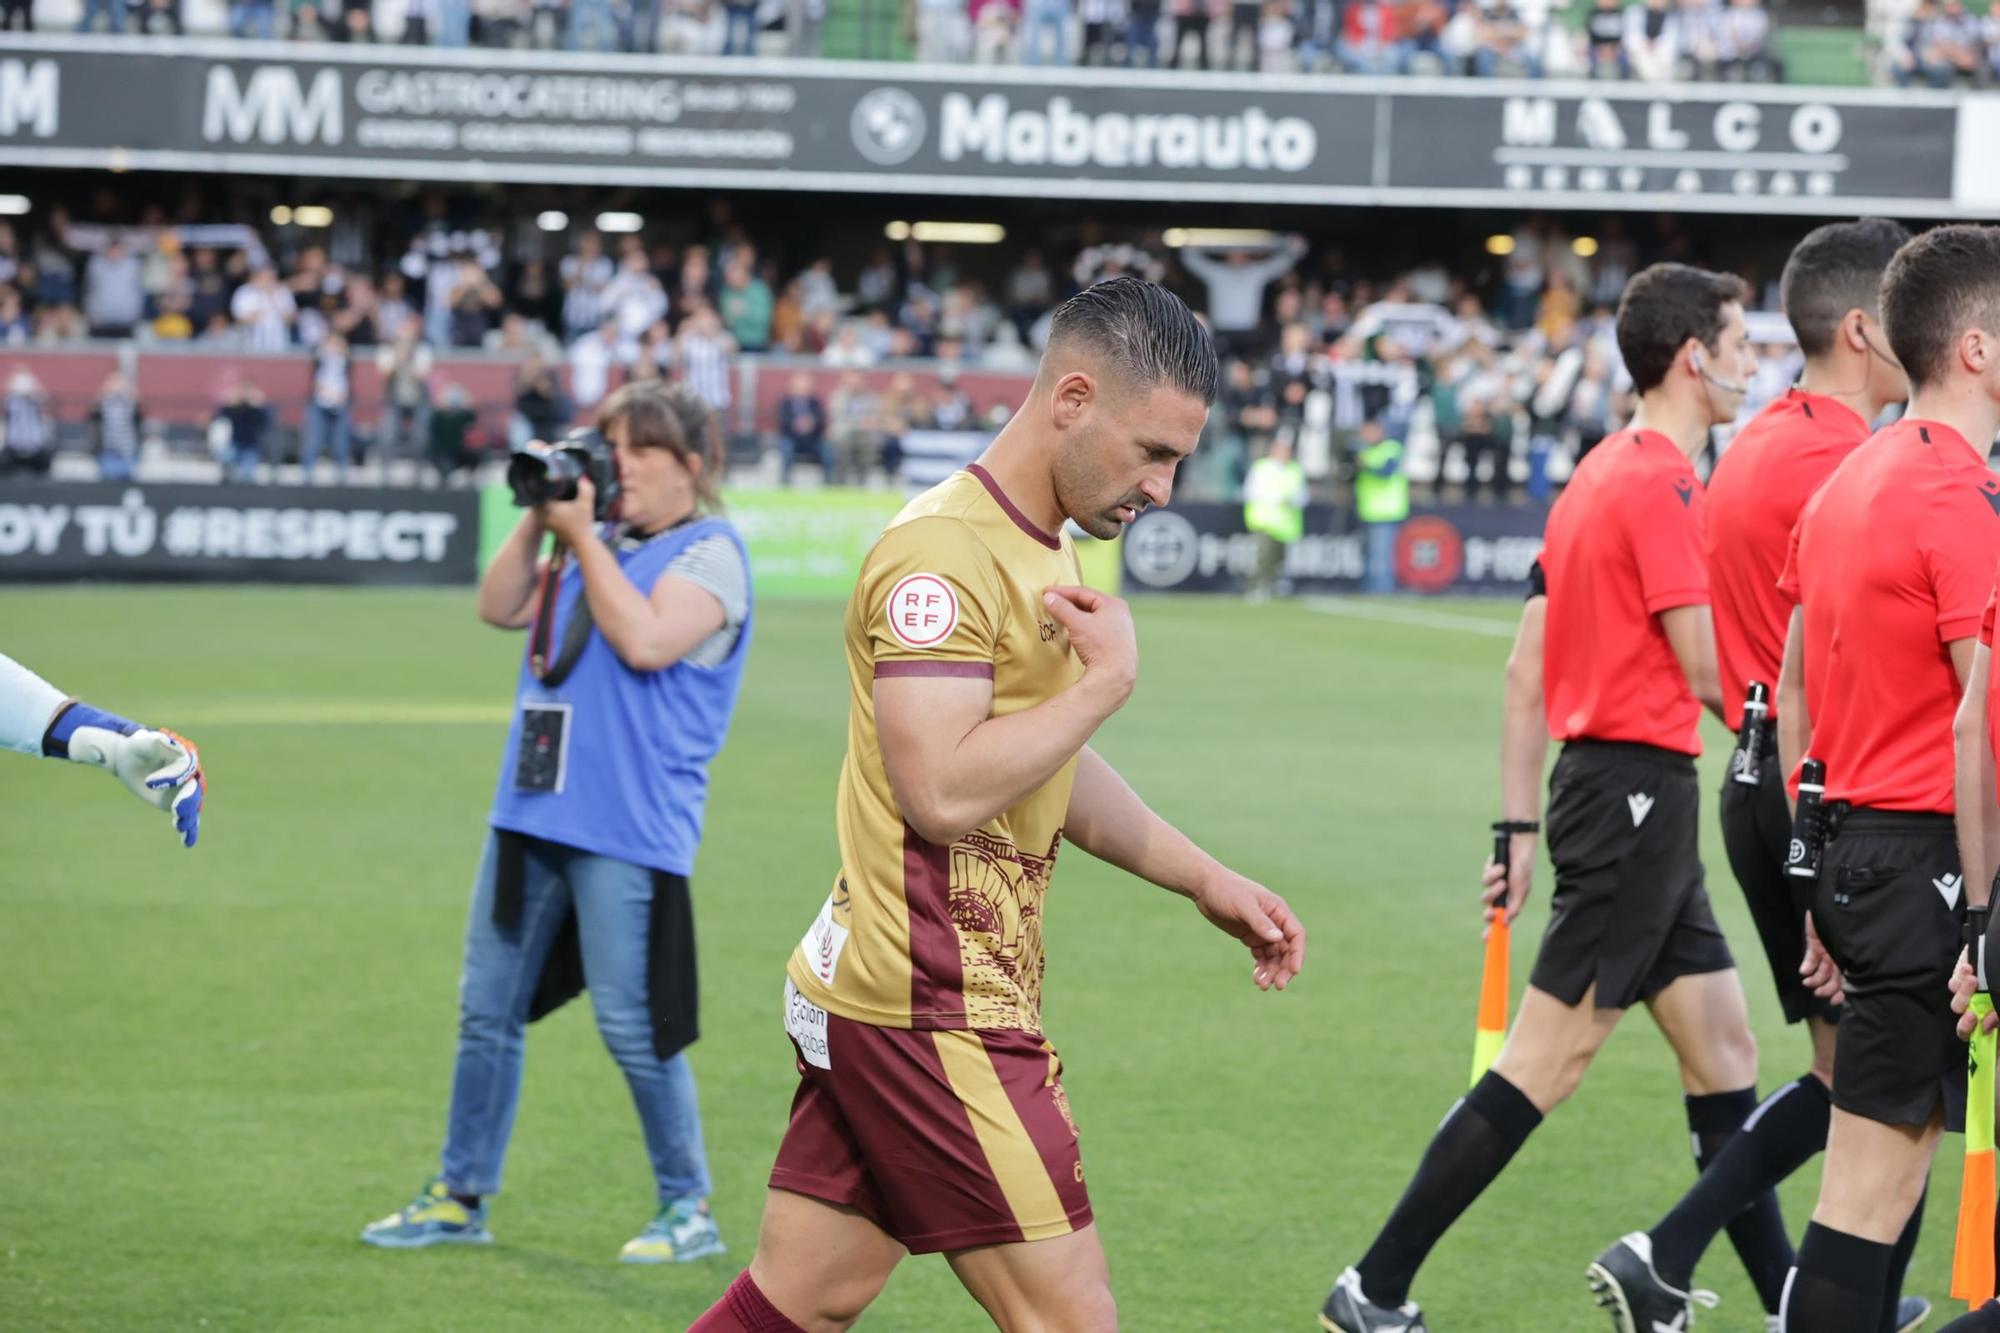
[1880, 0, 2000, 85]
[27, 0, 1800, 84]
[0, 198, 1804, 500]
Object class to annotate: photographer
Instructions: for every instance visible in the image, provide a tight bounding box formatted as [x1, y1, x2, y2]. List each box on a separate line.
[361, 381, 753, 1267]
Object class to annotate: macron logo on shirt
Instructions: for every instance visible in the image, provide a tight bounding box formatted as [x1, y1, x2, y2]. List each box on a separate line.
[1628, 793, 1655, 827]
[1673, 479, 1695, 508]
[1979, 478, 2000, 517]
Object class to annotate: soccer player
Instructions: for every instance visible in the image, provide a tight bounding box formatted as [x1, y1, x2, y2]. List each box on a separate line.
[0, 649, 204, 848]
[686, 276, 1306, 1333]
[1320, 264, 1766, 1333]
[1769, 223, 2000, 1333]
[1590, 218, 1926, 1333]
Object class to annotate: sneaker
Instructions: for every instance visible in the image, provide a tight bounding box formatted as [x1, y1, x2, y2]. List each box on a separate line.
[1765, 1296, 1928, 1333]
[360, 1178, 493, 1249]
[1587, 1234, 1717, 1332]
[619, 1197, 727, 1265]
[1319, 1266, 1428, 1332]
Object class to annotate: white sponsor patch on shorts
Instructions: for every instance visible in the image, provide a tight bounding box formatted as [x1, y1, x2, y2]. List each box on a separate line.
[801, 890, 851, 985]
[885, 572, 960, 650]
[784, 978, 831, 1070]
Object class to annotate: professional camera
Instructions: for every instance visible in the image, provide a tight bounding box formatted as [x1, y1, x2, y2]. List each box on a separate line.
[507, 428, 620, 520]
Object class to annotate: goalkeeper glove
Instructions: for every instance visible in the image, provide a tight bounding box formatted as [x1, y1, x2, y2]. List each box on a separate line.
[43, 702, 205, 849]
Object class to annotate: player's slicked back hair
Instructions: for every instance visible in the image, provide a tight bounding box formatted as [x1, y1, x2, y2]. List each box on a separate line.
[1047, 276, 1219, 405]
[1881, 224, 2000, 390]
[1615, 263, 1751, 394]
[1780, 218, 1910, 358]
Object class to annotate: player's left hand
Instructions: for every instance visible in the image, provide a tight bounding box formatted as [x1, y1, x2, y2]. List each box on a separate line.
[1799, 911, 1844, 1005]
[68, 724, 205, 849]
[1192, 870, 1306, 992]
[540, 477, 597, 547]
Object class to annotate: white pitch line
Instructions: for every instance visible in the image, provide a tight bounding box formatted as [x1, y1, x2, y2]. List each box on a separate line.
[1300, 596, 1519, 638]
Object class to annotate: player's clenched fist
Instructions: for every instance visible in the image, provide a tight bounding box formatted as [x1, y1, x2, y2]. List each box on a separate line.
[1043, 585, 1137, 705]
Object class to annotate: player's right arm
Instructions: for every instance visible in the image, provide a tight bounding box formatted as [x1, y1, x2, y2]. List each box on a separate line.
[867, 518, 1135, 845]
[1482, 587, 1547, 934]
[477, 509, 551, 630]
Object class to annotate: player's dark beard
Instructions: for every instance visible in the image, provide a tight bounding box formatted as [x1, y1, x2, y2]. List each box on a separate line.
[1053, 436, 1149, 540]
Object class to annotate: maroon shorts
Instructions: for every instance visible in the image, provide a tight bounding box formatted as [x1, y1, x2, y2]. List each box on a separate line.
[770, 979, 1093, 1254]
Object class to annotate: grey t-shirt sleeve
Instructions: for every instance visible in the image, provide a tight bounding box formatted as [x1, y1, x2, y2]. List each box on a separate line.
[666, 533, 750, 669]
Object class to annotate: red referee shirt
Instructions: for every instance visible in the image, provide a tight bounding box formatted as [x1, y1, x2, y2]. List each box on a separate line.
[1778, 419, 2000, 812]
[1542, 428, 1710, 756]
[1705, 389, 1871, 733]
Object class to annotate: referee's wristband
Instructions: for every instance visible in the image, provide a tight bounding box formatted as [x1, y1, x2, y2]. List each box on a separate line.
[1492, 820, 1540, 836]
[1970, 906, 1990, 993]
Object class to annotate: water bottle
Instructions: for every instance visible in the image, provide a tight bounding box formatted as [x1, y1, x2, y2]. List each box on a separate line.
[1732, 681, 1770, 787]
[1786, 758, 1827, 882]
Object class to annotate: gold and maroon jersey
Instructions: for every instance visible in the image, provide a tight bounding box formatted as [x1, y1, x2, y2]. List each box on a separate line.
[787, 465, 1084, 1034]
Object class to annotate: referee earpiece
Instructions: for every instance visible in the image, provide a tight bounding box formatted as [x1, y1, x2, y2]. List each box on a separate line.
[1692, 347, 1748, 397]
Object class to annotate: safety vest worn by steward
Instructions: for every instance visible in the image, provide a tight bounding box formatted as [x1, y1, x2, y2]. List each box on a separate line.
[1355, 437, 1410, 525]
[1243, 457, 1307, 544]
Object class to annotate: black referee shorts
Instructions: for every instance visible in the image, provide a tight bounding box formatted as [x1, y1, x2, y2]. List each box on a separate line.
[1813, 810, 1967, 1132]
[1718, 724, 1840, 1026]
[1530, 740, 1735, 1011]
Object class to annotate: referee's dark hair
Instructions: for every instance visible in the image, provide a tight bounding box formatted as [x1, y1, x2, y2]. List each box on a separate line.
[1881, 224, 2000, 391]
[1047, 275, 1220, 405]
[1615, 263, 1752, 395]
[1780, 218, 1911, 358]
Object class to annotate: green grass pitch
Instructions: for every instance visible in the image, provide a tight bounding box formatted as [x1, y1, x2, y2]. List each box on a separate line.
[0, 586, 1972, 1330]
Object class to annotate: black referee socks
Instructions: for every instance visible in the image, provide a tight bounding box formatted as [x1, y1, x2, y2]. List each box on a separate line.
[1783, 1223, 1892, 1333]
[1664, 1086, 1796, 1312]
[1650, 1075, 1829, 1307]
[1879, 1187, 1925, 1333]
[1353, 1071, 1543, 1308]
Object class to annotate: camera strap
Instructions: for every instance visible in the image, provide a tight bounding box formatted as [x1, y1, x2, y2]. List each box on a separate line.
[527, 539, 596, 687]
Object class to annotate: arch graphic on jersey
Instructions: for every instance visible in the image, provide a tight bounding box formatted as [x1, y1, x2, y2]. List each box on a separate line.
[949, 830, 1063, 1029]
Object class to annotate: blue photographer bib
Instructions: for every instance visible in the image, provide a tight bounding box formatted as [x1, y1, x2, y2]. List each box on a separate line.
[488, 516, 752, 876]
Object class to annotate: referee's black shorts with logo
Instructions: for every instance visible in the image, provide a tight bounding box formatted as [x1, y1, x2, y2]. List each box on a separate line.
[1812, 809, 1967, 1131]
[1531, 740, 1735, 1011]
[1718, 722, 1840, 1025]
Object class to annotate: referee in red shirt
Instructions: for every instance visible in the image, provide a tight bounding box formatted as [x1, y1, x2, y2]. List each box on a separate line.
[1321, 264, 1765, 1333]
[1772, 224, 2000, 1333]
[1590, 219, 1922, 1332]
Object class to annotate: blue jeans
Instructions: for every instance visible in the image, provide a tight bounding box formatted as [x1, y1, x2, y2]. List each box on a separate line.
[1364, 520, 1399, 594]
[1020, 0, 1068, 63]
[302, 404, 352, 479]
[441, 833, 712, 1202]
[722, 0, 757, 52]
[226, 442, 263, 483]
[78, 0, 124, 29]
[434, 0, 471, 46]
[1125, 15, 1159, 65]
[228, 0, 274, 36]
[99, 452, 136, 482]
[780, 435, 832, 484]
